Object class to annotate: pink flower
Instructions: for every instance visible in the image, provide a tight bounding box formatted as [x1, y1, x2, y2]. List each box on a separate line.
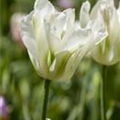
[10, 13, 26, 48]
[58, 0, 74, 9]
[0, 96, 9, 120]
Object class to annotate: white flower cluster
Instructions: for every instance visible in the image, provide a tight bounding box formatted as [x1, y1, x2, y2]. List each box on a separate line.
[20, 0, 120, 81]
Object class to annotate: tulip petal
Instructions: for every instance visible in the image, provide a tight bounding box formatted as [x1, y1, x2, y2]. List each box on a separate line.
[117, 3, 120, 23]
[20, 12, 46, 76]
[44, 12, 66, 54]
[61, 9, 76, 48]
[108, 7, 119, 43]
[106, 0, 114, 6]
[34, 0, 56, 25]
[62, 48, 86, 81]
[63, 29, 89, 52]
[49, 51, 72, 80]
[45, 8, 75, 54]
[63, 8, 75, 24]
[20, 12, 38, 60]
[48, 32, 62, 54]
[34, 0, 55, 12]
[80, 1, 90, 28]
[32, 14, 51, 78]
[50, 12, 66, 38]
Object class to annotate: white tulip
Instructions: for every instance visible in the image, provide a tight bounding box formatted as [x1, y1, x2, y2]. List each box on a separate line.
[20, 0, 107, 81]
[90, 0, 120, 65]
[77, 1, 108, 57]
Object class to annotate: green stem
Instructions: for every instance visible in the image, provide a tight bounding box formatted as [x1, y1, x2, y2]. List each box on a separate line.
[101, 65, 107, 120]
[42, 80, 51, 120]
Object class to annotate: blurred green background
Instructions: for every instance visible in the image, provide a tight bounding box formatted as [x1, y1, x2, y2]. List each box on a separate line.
[0, 0, 120, 120]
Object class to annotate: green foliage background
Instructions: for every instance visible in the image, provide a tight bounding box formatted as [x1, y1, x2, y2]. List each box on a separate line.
[0, 0, 120, 120]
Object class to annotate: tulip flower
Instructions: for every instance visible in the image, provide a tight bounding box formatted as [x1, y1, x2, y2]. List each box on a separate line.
[20, 0, 107, 81]
[90, 0, 120, 65]
[20, 0, 79, 81]
[74, 1, 108, 62]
